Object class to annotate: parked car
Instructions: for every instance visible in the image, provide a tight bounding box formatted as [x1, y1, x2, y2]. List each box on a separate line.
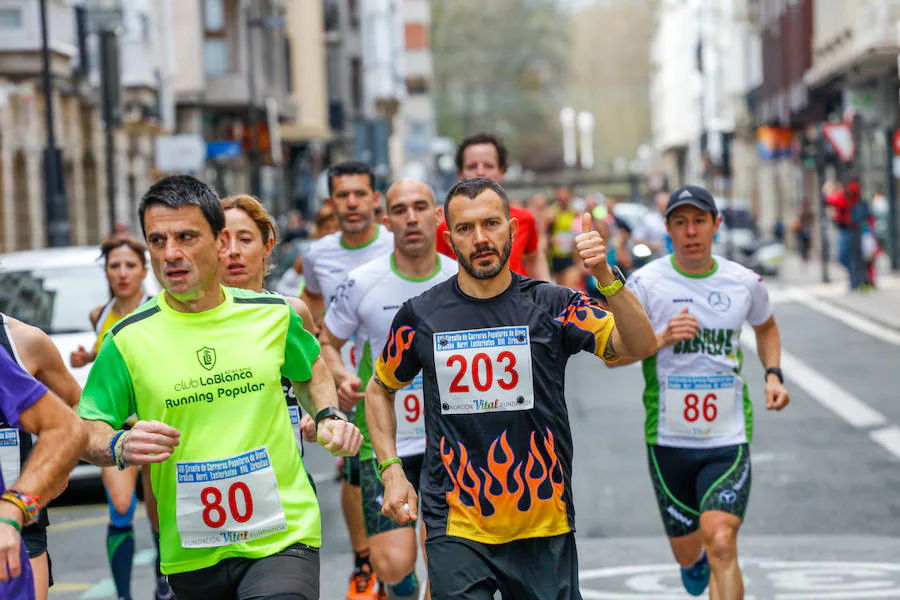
[0, 247, 161, 482]
[713, 203, 785, 276]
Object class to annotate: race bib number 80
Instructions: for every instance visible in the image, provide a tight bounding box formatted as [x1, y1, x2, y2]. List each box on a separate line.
[175, 447, 288, 548]
[434, 326, 534, 415]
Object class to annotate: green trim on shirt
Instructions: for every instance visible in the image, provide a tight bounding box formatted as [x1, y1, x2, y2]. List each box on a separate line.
[390, 253, 442, 283]
[670, 254, 719, 279]
[340, 226, 381, 250]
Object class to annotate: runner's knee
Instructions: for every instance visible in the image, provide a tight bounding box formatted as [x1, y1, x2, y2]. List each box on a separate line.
[370, 551, 412, 585]
[703, 525, 737, 565]
[108, 491, 137, 526]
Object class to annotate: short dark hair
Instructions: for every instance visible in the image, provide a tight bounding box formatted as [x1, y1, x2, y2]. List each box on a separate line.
[444, 177, 510, 227]
[455, 132, 508, 174]
[138, 175, 224, 238]
[327, 160, 375, 196]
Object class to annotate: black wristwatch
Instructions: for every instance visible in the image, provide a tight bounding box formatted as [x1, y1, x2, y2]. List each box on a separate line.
[765, 367, 784, 384]
[314, 407, 348, 426]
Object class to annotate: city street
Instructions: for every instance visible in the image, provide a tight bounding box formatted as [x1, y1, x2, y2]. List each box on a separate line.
[43, 279, 900, 599]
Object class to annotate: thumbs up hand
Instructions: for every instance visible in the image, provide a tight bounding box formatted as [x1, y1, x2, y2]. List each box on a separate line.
[575, 213, 615, 285]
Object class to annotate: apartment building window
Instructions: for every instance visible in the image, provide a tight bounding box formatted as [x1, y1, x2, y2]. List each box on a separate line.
[284, 38, 293, 93]
[350, 57, 362, 113]
[406, 77, 429, 96]
[348, 0, 360, 29]
[324, 0, 340, 33]
[0, 8, 22, 29]
[204, 0, 229, 75]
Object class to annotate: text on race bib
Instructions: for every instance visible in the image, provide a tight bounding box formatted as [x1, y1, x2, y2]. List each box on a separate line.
[175, 447, 288, 548]
[288, 405, 303, 453]
[396, 374, 425, 439]
[0, 429, 20, 489]
[663, 374, 737, 438]
[434, 326, 534, 415]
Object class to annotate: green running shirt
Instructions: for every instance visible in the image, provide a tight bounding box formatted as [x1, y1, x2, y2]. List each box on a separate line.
[78, 287, 322, 575]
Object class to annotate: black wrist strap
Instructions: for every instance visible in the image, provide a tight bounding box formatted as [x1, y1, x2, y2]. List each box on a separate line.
[765, 367, 784, 383]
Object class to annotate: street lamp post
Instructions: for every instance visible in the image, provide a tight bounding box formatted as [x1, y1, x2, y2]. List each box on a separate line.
[245, 6, 287, 201]
[39, 0, 70, 247]
[245, 4, 261, 199]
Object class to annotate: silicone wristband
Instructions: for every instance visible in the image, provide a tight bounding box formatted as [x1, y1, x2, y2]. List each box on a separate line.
[0, 516, 21, 533]
[2, 490, 40, 526]
[109, 430, 125, 465]
[378, 457, 403, 475]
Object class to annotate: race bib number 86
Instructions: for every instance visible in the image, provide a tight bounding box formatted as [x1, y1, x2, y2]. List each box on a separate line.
[434, 326, 534, 415]
[664, 374, 737, 438]
[175, 447, 288, 548]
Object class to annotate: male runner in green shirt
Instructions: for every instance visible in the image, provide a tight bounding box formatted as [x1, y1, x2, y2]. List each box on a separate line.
[78, 175, 362, 600]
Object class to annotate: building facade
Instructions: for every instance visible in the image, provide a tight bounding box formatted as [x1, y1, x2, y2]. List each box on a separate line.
[650, 0, 761, 206]
[0, 0, 173, 251]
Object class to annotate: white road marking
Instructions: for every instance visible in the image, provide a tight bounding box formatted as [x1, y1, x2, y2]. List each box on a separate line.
[741, 327, 888, 430]
[869, 426, 900, 461]
[578, 561, 900, 599]
[785, 288, 900, 348]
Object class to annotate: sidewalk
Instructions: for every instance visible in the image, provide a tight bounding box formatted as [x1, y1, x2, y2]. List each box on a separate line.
[775, 253, 900, 331]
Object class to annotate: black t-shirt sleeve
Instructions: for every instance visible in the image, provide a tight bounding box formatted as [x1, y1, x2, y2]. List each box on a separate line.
[374, 302, 422, 391]
[556, 290, 617, 362]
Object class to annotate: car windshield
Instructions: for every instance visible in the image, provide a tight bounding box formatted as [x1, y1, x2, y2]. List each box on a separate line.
[0, 264, 113, 334]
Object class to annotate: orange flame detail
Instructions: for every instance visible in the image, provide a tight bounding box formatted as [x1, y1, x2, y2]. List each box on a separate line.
[555, 295, 610, 352]
[441, 430, 569, 543]
[380, 325, 415, 386]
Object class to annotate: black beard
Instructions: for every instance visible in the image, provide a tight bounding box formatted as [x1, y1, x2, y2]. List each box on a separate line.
[453, 234, 512, 280]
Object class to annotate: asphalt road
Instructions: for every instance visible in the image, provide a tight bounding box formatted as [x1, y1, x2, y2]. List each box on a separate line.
[43, 285, 900, 599]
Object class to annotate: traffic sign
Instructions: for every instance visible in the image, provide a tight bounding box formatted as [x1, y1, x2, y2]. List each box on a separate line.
[893, 129, 900, 155]
[822, 123, 856, 163]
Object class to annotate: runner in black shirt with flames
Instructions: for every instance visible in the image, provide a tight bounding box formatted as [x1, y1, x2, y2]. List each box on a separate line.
[365, 177, 657, 600]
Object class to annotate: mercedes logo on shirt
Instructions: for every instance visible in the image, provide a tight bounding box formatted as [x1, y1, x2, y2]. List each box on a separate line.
[708, 291, 731, 312]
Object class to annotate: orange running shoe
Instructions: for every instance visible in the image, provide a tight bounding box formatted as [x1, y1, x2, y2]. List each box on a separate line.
[346, 564, 378, 600]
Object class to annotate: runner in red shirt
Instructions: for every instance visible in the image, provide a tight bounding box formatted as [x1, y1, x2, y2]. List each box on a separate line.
[435, 132, 551, 281]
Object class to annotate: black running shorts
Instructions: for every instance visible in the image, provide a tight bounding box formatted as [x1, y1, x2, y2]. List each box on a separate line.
[426, 533, 582, 600]
[166, 542, 319, 600]
[647, 443, 752, 538]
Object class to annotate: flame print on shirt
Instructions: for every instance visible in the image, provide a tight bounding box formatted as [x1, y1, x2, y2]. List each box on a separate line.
[554, 294, 615, 358]
[375, 325, 416, 390]
[440, 429, 570, 543]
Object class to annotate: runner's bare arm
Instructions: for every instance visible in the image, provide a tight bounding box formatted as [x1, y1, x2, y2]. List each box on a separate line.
[752, 315, 790, 411]
[365, 375, 399, 464]
[604, 287, 657, 361]
[575, 213, 656, 361]
[82, 420, 181, 467]
[285, 297, 317, 337]
[300, 290, 325, 326]
[14, 321, 82, 408]
[81, 420, 118, 466]
[318, 326, 365, 411]
[290, 355, 339, 417]
[16, 390, 87, 501]
[366, 375, 418, 525]
[317, 326, 352, 388]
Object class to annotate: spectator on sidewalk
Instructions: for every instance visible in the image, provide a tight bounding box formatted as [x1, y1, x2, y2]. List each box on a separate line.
[791, 200, 814, 263]
[824, 180, 866, 290]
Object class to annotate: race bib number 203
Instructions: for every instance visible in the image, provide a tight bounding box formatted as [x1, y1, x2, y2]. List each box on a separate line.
[434, 326, 534, 415]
